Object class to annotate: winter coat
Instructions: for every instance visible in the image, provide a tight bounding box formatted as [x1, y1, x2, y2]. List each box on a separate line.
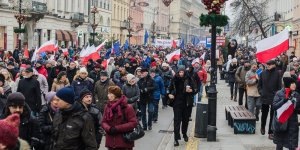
[89, 70, 101, 84]
[122, 82, 140, 110]
[51, 78, 70, 92]
[36, 66, 48, 79]
[272, 89, 300, 149]
[137, 75, 155, 104]
[17, 77, 42, 112]
[52, 102, 98, 150]
[66, 67, 78, 83]
[197, 68, 207, 84]
[3, 83, 12, 97]
[153, 75, 165, 100]
[161, 68, 173, 88]
[71, 76, 94, 100]
[258, 68, 282, 105]
[79, 102, 103, 146]
[235, 66, 248, 88]
[46, 66, 54, 91]
[0, 94, 6, 116]
[101, 96, 138, 149]
[168, 73, 197, 107]
[113, 71, 127, 88]
[53, 65, 67, 78]
[1, 103, 42, 149]
[36, 74, 49, 105]
[228, 64, 238, 83]
[245, 70, 260, 97]
[38, 104, 56, 150]
[94, 79, 115, 112]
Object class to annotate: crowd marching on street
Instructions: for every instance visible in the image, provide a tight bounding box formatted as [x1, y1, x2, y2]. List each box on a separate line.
[0, 38, 300, 150]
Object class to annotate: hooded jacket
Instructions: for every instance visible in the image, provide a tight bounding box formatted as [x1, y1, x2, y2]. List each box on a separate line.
[94, 79, 115, 112]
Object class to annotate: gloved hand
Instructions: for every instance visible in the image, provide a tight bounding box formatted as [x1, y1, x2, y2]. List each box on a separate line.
[109, 126, 118, 135]
[144, 88, 148, 92]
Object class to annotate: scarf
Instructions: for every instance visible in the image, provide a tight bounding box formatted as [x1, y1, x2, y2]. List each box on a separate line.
[285, 88, 291, 99]
[105, 96, 126, 121]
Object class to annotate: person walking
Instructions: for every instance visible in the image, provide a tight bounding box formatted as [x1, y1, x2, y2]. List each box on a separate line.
[122, 74, 140, 111]
[235, 60, 251, 107]
[71, 67, 94, 100]
[161, 63, 173, 108]
[101, 86, 138, 150]
[52, 86, 98, 150]
[168, 67, 195, 146]
[137, 68, 155, 130]
[150, 69, 165, 123]
[227, 58, 238, 101]
[51, 71, 70, 92]
[258, 60, 282, 139]
[273, 77, 300, 150]
[245, 62, 261, 120]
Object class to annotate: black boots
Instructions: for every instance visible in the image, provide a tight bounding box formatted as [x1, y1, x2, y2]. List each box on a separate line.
[174, 140, 179, 146]
[183, 134, 189, 142]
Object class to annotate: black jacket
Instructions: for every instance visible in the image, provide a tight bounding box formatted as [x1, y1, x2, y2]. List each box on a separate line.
[46, 66, 55, 91]
[258, 68, 282, 105]
[228, 64, 238, 83]
[1, 103, 42, 149]
[38, 104, 57, 150]
[137, 75, 155, 104]
[52, 102, 98, 150]
[0, 94, 6, 116]
[67, 67, 78, 83]
[89, 70, 101, 84]
[17, 76, 42, 112]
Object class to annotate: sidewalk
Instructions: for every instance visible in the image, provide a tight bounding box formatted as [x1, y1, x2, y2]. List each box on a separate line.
[195, 79, 276, 150]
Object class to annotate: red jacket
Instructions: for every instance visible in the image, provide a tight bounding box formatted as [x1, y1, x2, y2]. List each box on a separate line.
[101, 96, 138, 149]
[197, 69, 207, 84]
[37, 66, 48, 79]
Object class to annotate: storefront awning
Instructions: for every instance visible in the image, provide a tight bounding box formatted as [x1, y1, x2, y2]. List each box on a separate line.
[67, 31, 77, 41]
[61, 30, 71, 41]
[55, 30, 63, 41]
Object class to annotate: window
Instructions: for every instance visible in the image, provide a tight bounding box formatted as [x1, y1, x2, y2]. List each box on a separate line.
[100, 2, 102, 8]
[104, 2, 106, 9]
[107, 18, 110, 26]
[107, 3, 109, 10]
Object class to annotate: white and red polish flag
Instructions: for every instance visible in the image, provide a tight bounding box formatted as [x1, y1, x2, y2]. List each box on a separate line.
[192, 58, 200, 66]
[36, 40, 58, 54]
[96, 39, 108, 52]
[80, 45, 101, 65]
[172, 40, 177, 48]
[256, 29, 289, 63]
[276, 100, 295, 124]
[62, 48, 69, 56]
[166, 49, 180, 62]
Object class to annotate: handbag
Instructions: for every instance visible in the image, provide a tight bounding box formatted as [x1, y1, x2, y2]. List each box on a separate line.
[167, 97, 174, 107]
[271, 111, 288, 132]
[121, 107, 145, 142]
[123, 123, 145, 141]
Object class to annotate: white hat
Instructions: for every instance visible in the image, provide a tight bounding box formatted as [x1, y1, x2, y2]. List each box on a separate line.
[126, 74, 136, 82]
[79, 67, 88, 73]
[232, 58, 237, 63]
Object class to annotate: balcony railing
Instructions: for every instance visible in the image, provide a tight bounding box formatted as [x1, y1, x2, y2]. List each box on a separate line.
[31, 1, 47, 13]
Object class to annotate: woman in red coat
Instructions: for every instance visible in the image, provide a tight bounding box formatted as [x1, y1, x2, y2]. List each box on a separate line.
[102, 86, 138, 150]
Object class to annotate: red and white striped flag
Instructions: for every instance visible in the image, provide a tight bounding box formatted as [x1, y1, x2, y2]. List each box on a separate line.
[96, 39, 107, 52]
[36, 40, 58, 54]
[256, 29, 289, 63]
[166, 49, 180, 62]
[192, 58, 200, 66]
[62, 48, 69, 56]
[276, 100, 295, 124]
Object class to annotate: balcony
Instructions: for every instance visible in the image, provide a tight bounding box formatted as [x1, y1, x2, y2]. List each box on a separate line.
[26, 1, 47, 22]
[120, 21, 129, 30]
[71, 13, 84, 28]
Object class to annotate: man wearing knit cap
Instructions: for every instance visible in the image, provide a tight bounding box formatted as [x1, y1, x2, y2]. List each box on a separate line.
[71, 67, 94, 100]
[52, 86, 97, 150]
[1, 92, 42, 149]
[161, 62, 173, 108]
[89, 63, 102, 83]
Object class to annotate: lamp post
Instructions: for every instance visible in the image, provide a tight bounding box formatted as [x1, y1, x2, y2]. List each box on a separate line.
[198, 0, 229, 142]
[126, 16, 133, 48]
[13, 0, 27, 51]
[90, 6, 99, 45]
[186, 11, 193, 43]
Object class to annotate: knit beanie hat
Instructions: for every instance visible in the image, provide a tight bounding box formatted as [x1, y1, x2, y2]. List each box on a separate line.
[45, 92, 56, 103]
[7, 92, 25, 106]
[126, 74, 136, 82]
[79, 67, 88, 74]
[56, 86, 75, 104]
[79, 88, 92, 101]
[0, 114, 20, 149]
[100, 70, 108, 77]
[108, 86, 123, 98]
[283, 77, 296, 88]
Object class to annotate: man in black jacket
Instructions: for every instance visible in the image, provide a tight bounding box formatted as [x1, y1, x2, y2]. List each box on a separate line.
[17, 67, 41, 115]
[258, 60, 282, 140]
[137, 68, 155, 130]
[89, 63, 101, 84]
[52, 86, 97, 150]
[1, 92, 42, 149]
[66, 61, 78, 83]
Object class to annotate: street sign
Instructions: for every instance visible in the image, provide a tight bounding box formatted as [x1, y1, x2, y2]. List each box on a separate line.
[206, 37, 211, 48]
[216, 36, 226, 46]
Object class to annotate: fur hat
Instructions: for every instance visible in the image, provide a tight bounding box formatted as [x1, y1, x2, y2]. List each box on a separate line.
[7, 92, 25, 106]
[0, 114, 20, 149]
[283, 77, 296, 88]
[108, 86, 123, 98]
[45, 92, 56, 103]
[56, 86, 75, 104]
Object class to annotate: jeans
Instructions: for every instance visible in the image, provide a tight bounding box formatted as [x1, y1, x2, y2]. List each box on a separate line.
[261, 104, 274, 134]
[247, 96, 261, 116]
[238, 88, 247, 107]
[140, 102, 154, 128]
[198, 83, 204, 102]
[229, 82, 237, 98]
[153, 100, 159, 121]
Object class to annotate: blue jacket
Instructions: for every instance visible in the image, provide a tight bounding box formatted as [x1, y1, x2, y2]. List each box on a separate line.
[153, 75, 165, 100]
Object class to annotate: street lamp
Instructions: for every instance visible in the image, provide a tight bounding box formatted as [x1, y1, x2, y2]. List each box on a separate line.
[198, 0, 229, 142]
[90, 6, 99, 45]
[126, 16, 133, 48]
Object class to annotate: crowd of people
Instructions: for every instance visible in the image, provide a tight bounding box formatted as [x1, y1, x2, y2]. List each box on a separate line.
[0, 44, 210, 150]
[0, 41, 300, 150]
